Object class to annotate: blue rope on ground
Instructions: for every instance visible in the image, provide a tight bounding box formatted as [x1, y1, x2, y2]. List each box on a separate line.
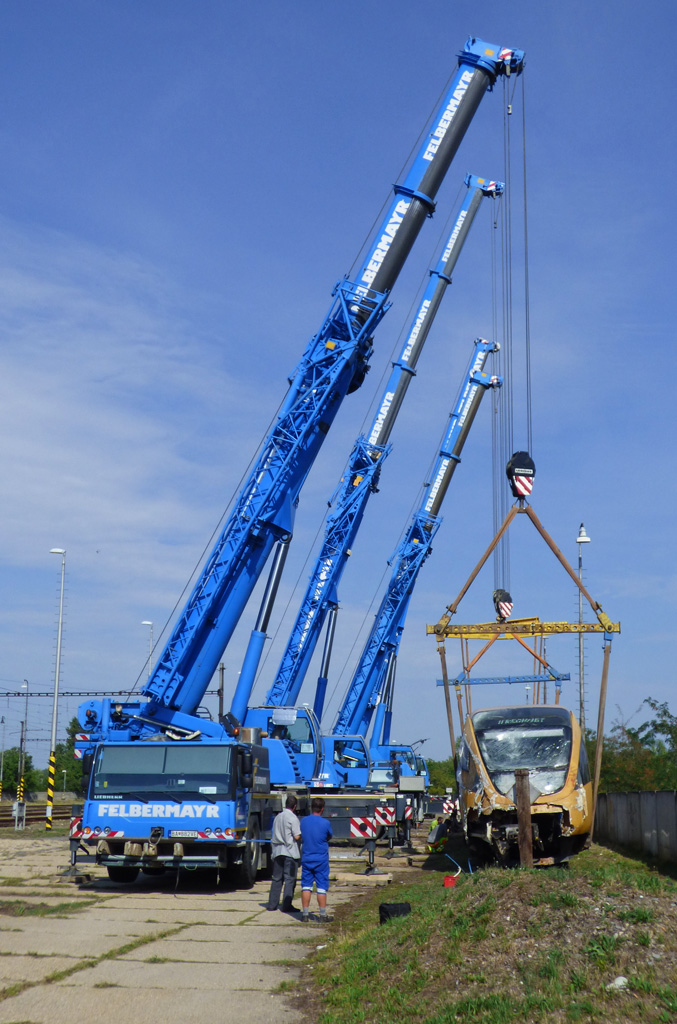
[444, 854, 462, 876]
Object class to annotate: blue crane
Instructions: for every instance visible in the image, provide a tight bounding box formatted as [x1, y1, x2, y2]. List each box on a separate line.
[255, 175, 503, 716]
[74, 36, 524, 884]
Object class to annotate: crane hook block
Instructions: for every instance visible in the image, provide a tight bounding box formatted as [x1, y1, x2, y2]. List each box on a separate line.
[493, 589, 514, 621]
[506, 451, 535, 499]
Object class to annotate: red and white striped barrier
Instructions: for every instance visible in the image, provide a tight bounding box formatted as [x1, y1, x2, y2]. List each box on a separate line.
[349, 816, 376, 839]
[374, 805, 395, 827]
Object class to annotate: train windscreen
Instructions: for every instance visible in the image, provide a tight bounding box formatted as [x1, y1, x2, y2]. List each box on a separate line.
[472, 707, 573, 797]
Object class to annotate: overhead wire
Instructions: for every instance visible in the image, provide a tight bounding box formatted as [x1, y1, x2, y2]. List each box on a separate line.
[522, 73, 533, 456]
[491, 70, 532, 595]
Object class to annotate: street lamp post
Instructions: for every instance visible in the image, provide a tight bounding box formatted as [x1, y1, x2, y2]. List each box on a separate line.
[14, 680, 29, 830]
[576, 524, 591, 733]
[0, 716, 5, 802]
[142, 621, 153, 679]
[47, 548, 66, 830]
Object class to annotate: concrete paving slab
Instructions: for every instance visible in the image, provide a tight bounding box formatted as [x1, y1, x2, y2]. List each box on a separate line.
[0, 931, 116, 958]
[91, 907, 251, 925]
[161, 922, 310, 942]
[61, 957, 296, 989]
[0, 917, 165, 939]
[0, 984, 304, 1023]
[0, 954, 76, 982]
[90, 896, 263, 912]
[0, 919, 168, 959]
[118, 933, 306, 962]
[121, 938, 309, 963]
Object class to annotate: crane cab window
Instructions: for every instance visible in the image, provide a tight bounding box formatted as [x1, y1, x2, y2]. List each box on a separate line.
[333, 739, 368, 769]
[266, 715, 314, 753]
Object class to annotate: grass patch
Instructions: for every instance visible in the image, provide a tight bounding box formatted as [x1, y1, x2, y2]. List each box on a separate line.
[290, 842, 677, 1024]
[0, 898, 101, 918]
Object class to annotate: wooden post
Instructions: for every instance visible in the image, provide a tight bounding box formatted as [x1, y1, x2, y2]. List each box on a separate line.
[438, 644, 456, 760]
[591, 641, 612, 840]
[514, 769, 533, 867]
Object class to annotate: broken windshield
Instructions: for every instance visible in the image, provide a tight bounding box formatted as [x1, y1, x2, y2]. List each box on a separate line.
[472, 708, 573, 796]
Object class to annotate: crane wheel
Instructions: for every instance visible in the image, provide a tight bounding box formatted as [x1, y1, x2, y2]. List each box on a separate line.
[106, 865, 139, 884]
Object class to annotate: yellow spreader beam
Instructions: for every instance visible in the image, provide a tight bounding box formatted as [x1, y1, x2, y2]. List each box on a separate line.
[427, 615, 621, 640]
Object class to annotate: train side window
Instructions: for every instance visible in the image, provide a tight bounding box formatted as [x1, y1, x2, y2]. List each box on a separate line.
[577, 738, 591, 785]
[458, 740, 470, 773]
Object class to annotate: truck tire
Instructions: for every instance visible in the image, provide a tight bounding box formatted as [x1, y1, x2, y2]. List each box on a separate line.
[106, 865, 139, 884]
[259, 842, 273, 881]
[232, 817, 261, 888]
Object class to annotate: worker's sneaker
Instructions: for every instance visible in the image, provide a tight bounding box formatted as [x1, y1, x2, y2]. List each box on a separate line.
[319, 913, 333, 923]
[301, 913, 310, 923]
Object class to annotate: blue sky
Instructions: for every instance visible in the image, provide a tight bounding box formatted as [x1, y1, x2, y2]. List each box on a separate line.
[1, 1, 674, 764]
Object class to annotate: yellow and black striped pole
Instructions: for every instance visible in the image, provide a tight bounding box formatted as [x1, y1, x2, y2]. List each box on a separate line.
[45, 752, 56, 830]
[17, 716, 26, 807]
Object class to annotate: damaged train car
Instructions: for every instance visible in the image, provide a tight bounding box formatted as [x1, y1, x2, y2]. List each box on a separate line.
[456, 705, 592, 865]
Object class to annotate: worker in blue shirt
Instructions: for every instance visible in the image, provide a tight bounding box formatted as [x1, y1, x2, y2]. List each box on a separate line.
[300, 797, 333, 923]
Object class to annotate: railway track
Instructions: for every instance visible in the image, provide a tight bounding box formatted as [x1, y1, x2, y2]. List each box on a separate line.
[0, 802, 71, 828]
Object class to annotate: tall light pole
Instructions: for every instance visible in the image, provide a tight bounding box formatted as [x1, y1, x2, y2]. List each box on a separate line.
[0, 715, 5, 802]
[47, 548, 66, 830]
[142, 621, 153, 679]
[576, 524, 590, 733]
[14, 681, 29, 829]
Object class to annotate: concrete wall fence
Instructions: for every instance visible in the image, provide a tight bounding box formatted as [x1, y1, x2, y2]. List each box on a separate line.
[595, 791, 677, 863]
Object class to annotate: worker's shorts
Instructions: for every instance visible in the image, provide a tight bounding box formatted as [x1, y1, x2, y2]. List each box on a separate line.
[301, 861, 330, 894]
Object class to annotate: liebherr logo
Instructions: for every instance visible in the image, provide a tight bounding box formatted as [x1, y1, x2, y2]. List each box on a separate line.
[443, 210, 468, 262]
[369, 392, 394, 445]
[360, 199, 410, 289]
[402, 299, 431, 362]
[423, 70, 474, 162]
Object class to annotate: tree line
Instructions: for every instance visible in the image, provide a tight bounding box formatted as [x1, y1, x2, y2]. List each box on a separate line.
[0, 717, 82, 798]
